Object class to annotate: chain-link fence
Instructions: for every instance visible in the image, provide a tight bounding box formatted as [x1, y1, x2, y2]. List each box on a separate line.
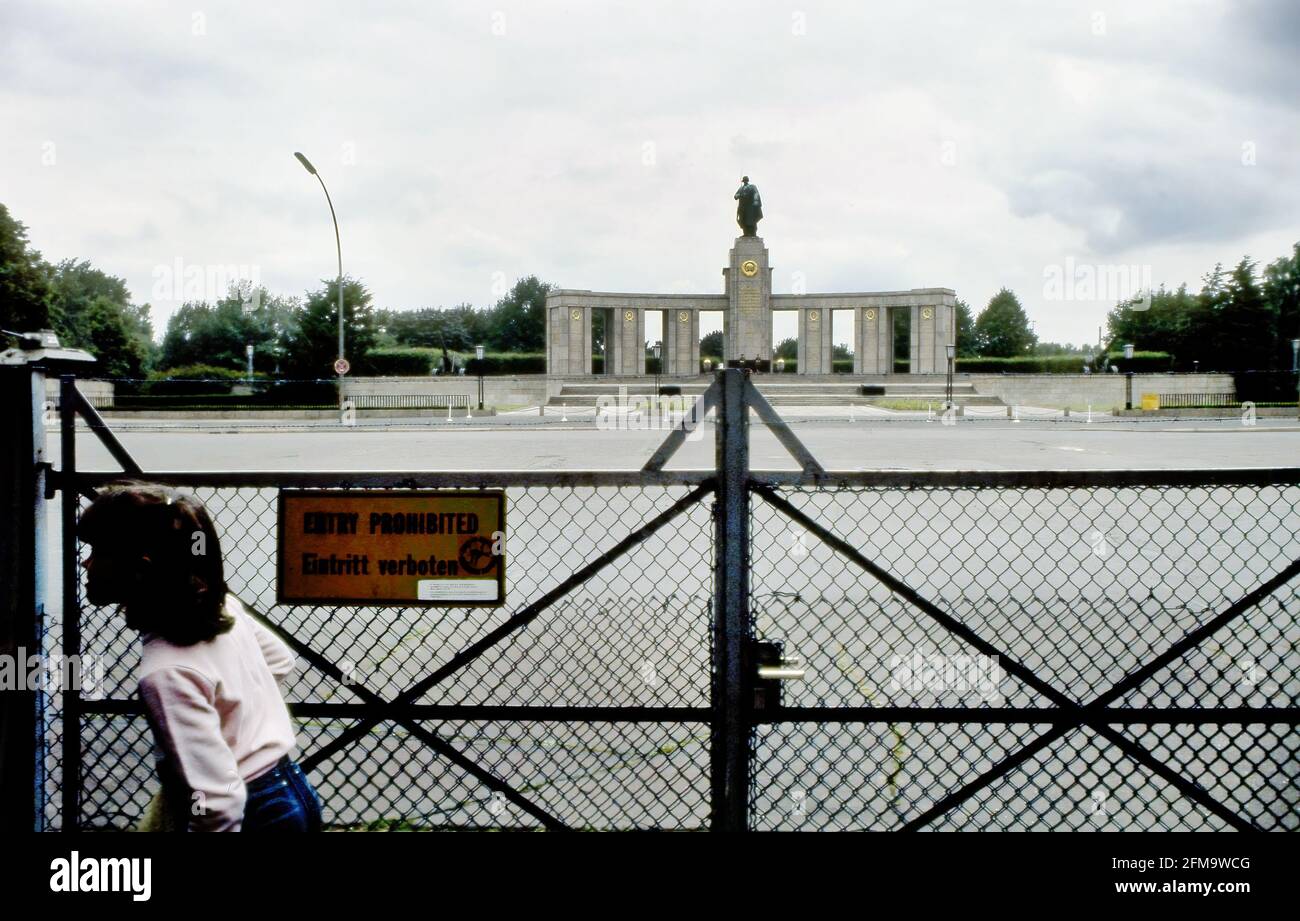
[747, 475, 1300, 831]
[47, 475, 717, 830]
[37, 371, 1300, 832]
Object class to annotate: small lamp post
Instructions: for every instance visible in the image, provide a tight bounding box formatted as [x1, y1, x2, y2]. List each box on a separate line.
[1123, 343, 1135, 410]
[651, 343, 661, 394]
[776, 357, 785, 373]
[245, 343, 254, 383]
[945, 342, 956, 409]
[475, 344, 485, 410]
[1292, 339, 1300, 418]
[702, 357, 712, 374]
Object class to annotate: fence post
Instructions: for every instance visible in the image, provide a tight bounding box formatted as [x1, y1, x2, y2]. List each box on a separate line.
[711, 368, 750, 831]
[0, 363, 49, 831]
[59, 376, 81, 830]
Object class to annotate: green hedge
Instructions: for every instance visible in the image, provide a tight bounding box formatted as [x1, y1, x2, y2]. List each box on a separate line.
[957, 352, 1171, 373]
[364, 348, 546, 376]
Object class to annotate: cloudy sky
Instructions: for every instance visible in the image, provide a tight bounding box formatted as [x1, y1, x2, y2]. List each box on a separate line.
[2, 0, 1297, 348]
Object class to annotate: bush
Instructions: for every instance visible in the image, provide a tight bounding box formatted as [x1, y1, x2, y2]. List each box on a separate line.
[123, 364, 267, 396]
[363, 348, 438, 376]
[957, 352, 1172, 373]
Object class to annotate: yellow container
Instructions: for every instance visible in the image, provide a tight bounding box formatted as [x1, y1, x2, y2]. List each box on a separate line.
[1140, 393, 1160, 411]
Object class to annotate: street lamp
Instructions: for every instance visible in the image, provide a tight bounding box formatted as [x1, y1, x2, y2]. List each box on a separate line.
[1292, 339, 1300, 418]
[475, 344, 485, 410]
[945, 342, 956, 409]
[1123, 343, 1135, 410]
[651, 343, 661, 395]
[293, 151, 344, 395]
[776, 357, 785, 373]
[245, 343, 254, 383]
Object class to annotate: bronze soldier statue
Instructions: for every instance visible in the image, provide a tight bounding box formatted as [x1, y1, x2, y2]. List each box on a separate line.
[734, 176, 763, 236]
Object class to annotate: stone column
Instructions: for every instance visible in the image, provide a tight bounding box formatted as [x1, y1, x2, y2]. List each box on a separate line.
[859, 306, 885, 374]
[666, 308, 699, 375]
[799, 308, 829, 374]
[564, 306, 591, 374]
[916, 305, 938, 373]
[724, 236, 771, 363]
[615, 308, 643, 375]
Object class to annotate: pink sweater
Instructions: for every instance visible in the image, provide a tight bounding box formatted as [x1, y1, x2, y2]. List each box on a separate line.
[137, 594, 297, 831]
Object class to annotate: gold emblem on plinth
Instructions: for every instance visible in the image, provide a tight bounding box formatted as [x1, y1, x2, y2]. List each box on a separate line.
[679, 311, 689, 323]
[809, 310, 820, 322]
[740, 260, 759, 277]
[570, 309, 581, 321]
[922, 307, 934, 320]
[865, 309, 877, 321]
[624, 310, 634, 322]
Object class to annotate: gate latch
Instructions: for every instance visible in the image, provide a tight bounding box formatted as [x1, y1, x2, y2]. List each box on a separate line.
[752, 641, 806, 712]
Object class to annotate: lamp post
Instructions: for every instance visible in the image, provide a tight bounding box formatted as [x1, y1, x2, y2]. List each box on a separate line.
[1292, 339, 1300, 419]
[245, 343, 254, 384]
[776, 357, 785, 373]
[475, 344, 485, 410]
[1123, 343, 1135, 410]
[651, 343, 661, 395]
[293, 151, 344, 396]
[945, 342, 956, 409]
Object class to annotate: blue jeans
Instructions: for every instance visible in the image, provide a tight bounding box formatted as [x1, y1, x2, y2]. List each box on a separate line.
[242, 756, 323, 832]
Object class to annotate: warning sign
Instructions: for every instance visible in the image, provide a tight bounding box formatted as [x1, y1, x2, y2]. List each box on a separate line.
[277, 490, 505, 606]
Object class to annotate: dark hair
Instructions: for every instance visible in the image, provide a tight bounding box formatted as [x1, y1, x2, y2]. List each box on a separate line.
[78, 482, 233, 645]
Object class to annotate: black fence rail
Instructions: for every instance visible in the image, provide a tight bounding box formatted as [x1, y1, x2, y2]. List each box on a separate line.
[19, 370, 1300, 832]
[1157, 391, 1238, 408]
[347, 393, 470, 410]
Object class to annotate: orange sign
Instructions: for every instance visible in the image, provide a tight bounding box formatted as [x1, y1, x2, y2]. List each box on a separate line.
[277, 490, 505, 605]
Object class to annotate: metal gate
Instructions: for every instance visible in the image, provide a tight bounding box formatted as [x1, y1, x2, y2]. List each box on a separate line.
[34, 370, 1300, 830]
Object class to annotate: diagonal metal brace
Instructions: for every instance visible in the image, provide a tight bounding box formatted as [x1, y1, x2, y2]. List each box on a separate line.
[300, 482, 716, 776]
[743, 379, 825, 477]
[236, 594, 570, 830]
[642, 380, 719, 472]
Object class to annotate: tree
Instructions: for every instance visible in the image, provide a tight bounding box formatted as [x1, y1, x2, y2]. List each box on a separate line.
[1263, 243, 1300, 370]
[701, 330, 725, 358]
[49, 259, 154, 377]
[974, 288, 1036, 357]
[955, 299, 977, 357]
[1220, 257, 1275, 371]
[0, 203, 53, 332]
[280, 277, 377, 378]
[160, 282, 296, 373]
[488, 276, 550, 352]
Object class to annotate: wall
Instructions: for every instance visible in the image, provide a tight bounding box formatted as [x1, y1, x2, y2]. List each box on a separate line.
[343, 375, 553, 405]
[45, 377, 114, 408]
[968, 373, 1235, 408]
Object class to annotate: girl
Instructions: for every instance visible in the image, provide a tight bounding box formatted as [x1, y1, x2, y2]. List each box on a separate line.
[78, 482, 323, 832]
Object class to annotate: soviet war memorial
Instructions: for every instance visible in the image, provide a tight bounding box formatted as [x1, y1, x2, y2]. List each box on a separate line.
[1, 0, 1298, 907]
[547, 177, 958, 378]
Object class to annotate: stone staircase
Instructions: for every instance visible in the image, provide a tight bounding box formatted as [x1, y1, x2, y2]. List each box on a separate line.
[546, 377, 1003, 408]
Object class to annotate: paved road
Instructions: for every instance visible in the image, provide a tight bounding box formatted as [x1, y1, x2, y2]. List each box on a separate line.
[56, 416, 1300, 473]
